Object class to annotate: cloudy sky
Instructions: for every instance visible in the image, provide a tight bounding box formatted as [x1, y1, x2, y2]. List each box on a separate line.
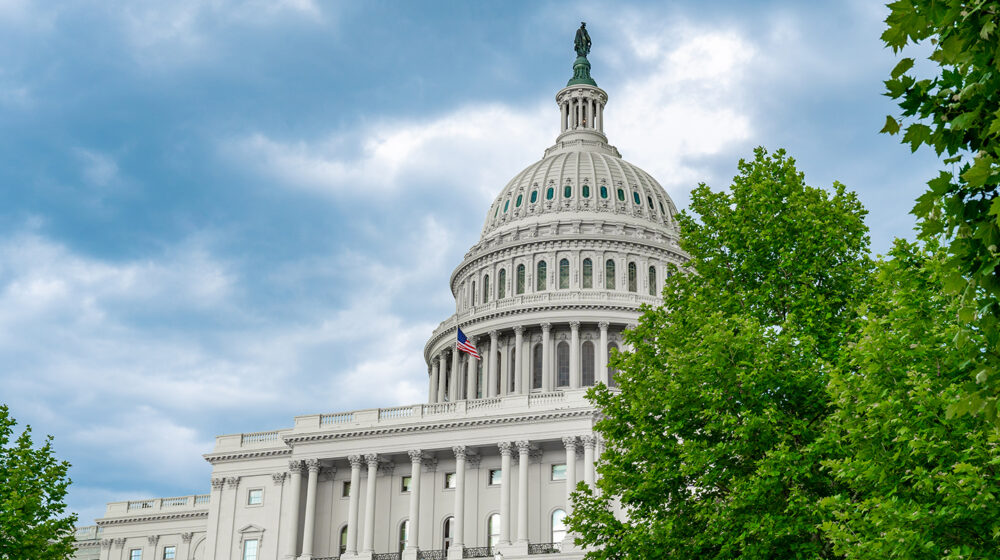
[0, 0, 939, 524]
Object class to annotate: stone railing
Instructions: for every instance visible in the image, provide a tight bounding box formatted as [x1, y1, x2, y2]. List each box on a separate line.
[378, 406, 414, 420]
[528, 543, 562, 554]
[373, 553, 401, 560]
[417, 550, 447, 560]
[74, 526, 101, 541]
[240, 430, 282, 445]
[456, 291, 660, 324]
[321, 412, 355, 426]
[103, 493, 210, 518]
[463, 546, 492, 558]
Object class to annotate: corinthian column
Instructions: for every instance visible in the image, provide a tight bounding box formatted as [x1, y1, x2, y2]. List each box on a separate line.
[346, 455, 363, 555]
[466, 341, 478, 400]
[598, 322, 609, 386]
[569, 321, 581, 389]
[515, 441, 530, 544]
[285, 461, 304, 559]
[541, 323, 552, 391]
[407, 450, 423, 552]
[300, 459, 320, 559]
[513, 326, 524, 394]
[487, 331, 499, 397]
[498, 442, 512, 545]
[362, 454, 379, 553]
[563, 437, 577, 515]
[437, 354, 447, 403]
[581, 435, 596, 487]
[450, 347, 460, 401]
[429, 361, 439, 404]
[452, 446, 467, 555]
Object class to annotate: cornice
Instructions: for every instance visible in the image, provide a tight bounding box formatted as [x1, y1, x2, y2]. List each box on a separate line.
[96, 510, 209, 527]
[203, 447, 291, 465]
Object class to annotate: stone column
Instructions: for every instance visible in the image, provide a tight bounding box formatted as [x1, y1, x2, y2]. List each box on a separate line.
[582, 435, 596, 487]
[569, 321, 581, 389]
[300, 459, 320, 559]
[346, 455, 363, 555]
[563, 437, 577, 514]
[452, 446, 467, 554]
[450, 347, 461, 401]
[429, 361, 439, 404]
[466, 342, 478, 400]
[487, 331, 499, 398]
[498, 442, 513, 545]
[598, 102, 604, 132]
[437, 354, 448, 403]
[362, 454, 379, 553]
[598, 322, 609, 386]
[285, 461, 304, 559]
[511, 326, 524, 394]
[407, 450, 423, 552]
[541, 323, 552, 391]
[515, 441, 530, 544]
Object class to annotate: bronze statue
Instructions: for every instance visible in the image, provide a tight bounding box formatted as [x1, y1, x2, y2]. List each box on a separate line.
[574, 22, 591, 57]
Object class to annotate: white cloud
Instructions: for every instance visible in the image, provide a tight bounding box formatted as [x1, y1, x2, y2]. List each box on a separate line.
[74, 148, 120, 188]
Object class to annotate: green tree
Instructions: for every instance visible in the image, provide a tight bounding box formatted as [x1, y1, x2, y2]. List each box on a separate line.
[882, 0, 1000, 421]
[0, 405, 77, 560]
[568, 148, 871, 559]
[820, 240, 1000, 559]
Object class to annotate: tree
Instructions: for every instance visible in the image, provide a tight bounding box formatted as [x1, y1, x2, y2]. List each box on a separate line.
[882, 0, 1000, 422]
[820, 240, 1000, 558]
[0, 405, 77, 560]
[567, 148, 871, 559]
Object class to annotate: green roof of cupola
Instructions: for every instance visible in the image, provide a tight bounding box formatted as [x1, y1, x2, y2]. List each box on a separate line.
[568, 22, 597, 87]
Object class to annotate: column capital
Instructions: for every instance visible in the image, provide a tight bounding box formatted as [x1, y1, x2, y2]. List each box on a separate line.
[490, 329, 499, 340]
[181, 532, 194, 543]
[306, 458, 321, 473]
[407, 449, 423, 463]
[289, 459, 306, 473]
[226, 476, 241, 489]
[598, 321, 610, 330]
[452, 445, 467, 460]
[580, 434, 597, 449]
[211, 477, 225, 491]
[147, 535, 159, 546]
[272, 472, 288, 486]
[348, 454, 365, 468]
[513, 325, 525, 335]
[364, 454, 380, 468]
[515, 440, 531, 454]
[562, 436, 578, 450]
[541, 322, 552, 333]
[569, 320, 581, 330]
[498, 441, 513, 456]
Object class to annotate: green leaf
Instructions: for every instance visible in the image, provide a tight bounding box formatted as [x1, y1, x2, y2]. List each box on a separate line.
[891, 57, 915, 79]
[962, 156, 996, 188]
[903, 123, 932, 152]
[981, 20, 996, 39]
[881, 115, 902, 135]
[950, 111, 979, 130]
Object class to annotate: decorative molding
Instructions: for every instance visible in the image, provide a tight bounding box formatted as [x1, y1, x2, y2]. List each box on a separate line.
[562, 436, 578, 450]
[113, 538, 126, 547]
[320, 466, 337, 482]
[407, 449, 423, 463]
[498, 441, 513, 456]
[272, 472, 287, 486]
[364, 454, 380, 468]
[466, 451, 482, 470]
[210, 477, 225, 491]
[580, 435, 597, 449]
[288, 459, 306, 473]
[348, 454, 365, 468]
[226, 476, 241, 489]
[377, 461, 395, 477]
[100, 539, 112, 550]
[452, 445, 467, 461]
[305, 458, 321, 473]
[422, 457, 439, 473]
[97, 511, 209, 527]
[147, 535, 159, 546]
[181, 533, 194, 543]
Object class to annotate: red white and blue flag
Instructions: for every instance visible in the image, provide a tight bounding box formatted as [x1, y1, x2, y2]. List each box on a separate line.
[457, 328, 481, 360]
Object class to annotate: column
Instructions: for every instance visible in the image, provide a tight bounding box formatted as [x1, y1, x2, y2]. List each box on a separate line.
[515, 441, 530, 544]
[513, 326, 524, 394]
[437, 354, 447, 403]
[407, 450, 423, 551]
[346, 456, 363, 555]
[581, 435, 596, 487]
[300, 459, 320, 559]
[429, 361, 439, 404]
[285, 461, 304, 559]
[598, 102, 604, 132]
[499, 338, 509, 396]
[466, 341, 478, 399]
[598, 322, 609, 386]
[563, 437, 577, 515]
[450, 347, 460, 401]
[498, 442, 513, 545]
[487, 331, 499, 397]
[576, 99, 582, 129]
[453, 446, 467, 550]
[541, 323, 552, 391]
[362, 454, 379, 553]
[569, 321, 581, 389]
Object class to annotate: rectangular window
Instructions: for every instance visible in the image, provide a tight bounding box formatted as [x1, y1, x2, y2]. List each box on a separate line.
[130, 550, 142, 560]
[401, 475, 412, 493]
[488, 468, 502, 486]
[551, 464, 567, 481]
[243, 539, 259, 560]
[444, 472, 456, 489]
[342, 481, 351, 498]
[247, 488, 263, 506]
[163, 547, 176, 560]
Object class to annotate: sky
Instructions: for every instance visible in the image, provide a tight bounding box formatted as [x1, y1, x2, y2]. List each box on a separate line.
[0, 0, 941, 525]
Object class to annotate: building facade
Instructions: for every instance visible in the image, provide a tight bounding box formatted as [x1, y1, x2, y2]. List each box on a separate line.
[73, 40, 686, 560]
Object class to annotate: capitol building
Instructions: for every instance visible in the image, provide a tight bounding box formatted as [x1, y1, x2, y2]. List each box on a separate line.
[72, 32, 687, 560]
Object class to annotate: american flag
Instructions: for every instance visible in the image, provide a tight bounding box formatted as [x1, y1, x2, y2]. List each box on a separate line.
[457, 328, 481, 360]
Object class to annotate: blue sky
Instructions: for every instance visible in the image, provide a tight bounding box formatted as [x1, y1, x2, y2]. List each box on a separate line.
[0, 0, 940, 524]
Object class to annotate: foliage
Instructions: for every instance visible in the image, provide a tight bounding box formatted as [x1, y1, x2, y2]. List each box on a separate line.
[820, 240, 1000, 559]
[882, 0, 1000, 421]
[0, 405, 77, 560]
[567, 148, 871, 559]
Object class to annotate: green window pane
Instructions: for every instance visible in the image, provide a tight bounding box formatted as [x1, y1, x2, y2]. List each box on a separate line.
[498, 269, 506, 299]
[617, 188, 625, 201]
[583, 185, 590, 198]
[606, 259, 616, 289]
[503, 200, 509, 212]
[537, 261, 547, 291]
[564, 186, 571, 198]
[516, 194, 523, 207]
[483, 275, 489, 303]
[546, 187, 554, 200]
[516, 264, 525, 294]
[600, 186, 608, 198]
[494, 206, 499, 217]
[633, 192, 641, 205]
[649, 266, 657, 296]
[530, 191, 538, 203]
[628, 262, 637, 292]
[559, 258, 569, 289]
[583, 258, 593, 288]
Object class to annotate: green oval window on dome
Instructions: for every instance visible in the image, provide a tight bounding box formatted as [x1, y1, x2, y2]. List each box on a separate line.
[546, 187, 554, 200]
[582, 185, 590, 198]
[647, 196, 654, 209]
[617, 188, 625, 201]
[530, 191, 538, 203]
[504, 200, 509, 212]
[494, 206, 499, 217]
[564, 186, 571, 198]
[633, 192, 641, 205]
[516, 194, 523, 207]
[600, 186, 608, 199]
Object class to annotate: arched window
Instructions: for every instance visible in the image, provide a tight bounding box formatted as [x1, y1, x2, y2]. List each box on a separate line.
[471, 281, 476, 306]
[628, 263, 637, 292]
[546, 187, 555, 200]
[617, 188, 625, 201]
[633, 192, 641, 205]
[488, 513, 501, 548]
[582, 258, 593, 288]
[608, 343, 619, 388]
[443, 517, 455, 550]
[582, 341, 595, 386]
[399, 519, 409, 551]
[647, 196, 655, 210]
[537, 261, 547, 291]
[564, 185, 571, 198]
[605, 260, 616, 290]
[498, 269, 506, 299]
[339, 526, 348, 555]
[516, 264, 525, 295]
[557, 341, 569, 387]
[600, 185, 608, 199]
[552, 509, 567, 543]
[532, 344, 543, 389]
[649, 266, 657, 296]
[509, 347, 516, 392]
[582, 185, 591, 198]
[483, 275, 490, 304]
[559, 259, 569, 289]
[516, 194, 523, 207]
[496, 351, 502, 395]
[530, 190, 538, 203]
